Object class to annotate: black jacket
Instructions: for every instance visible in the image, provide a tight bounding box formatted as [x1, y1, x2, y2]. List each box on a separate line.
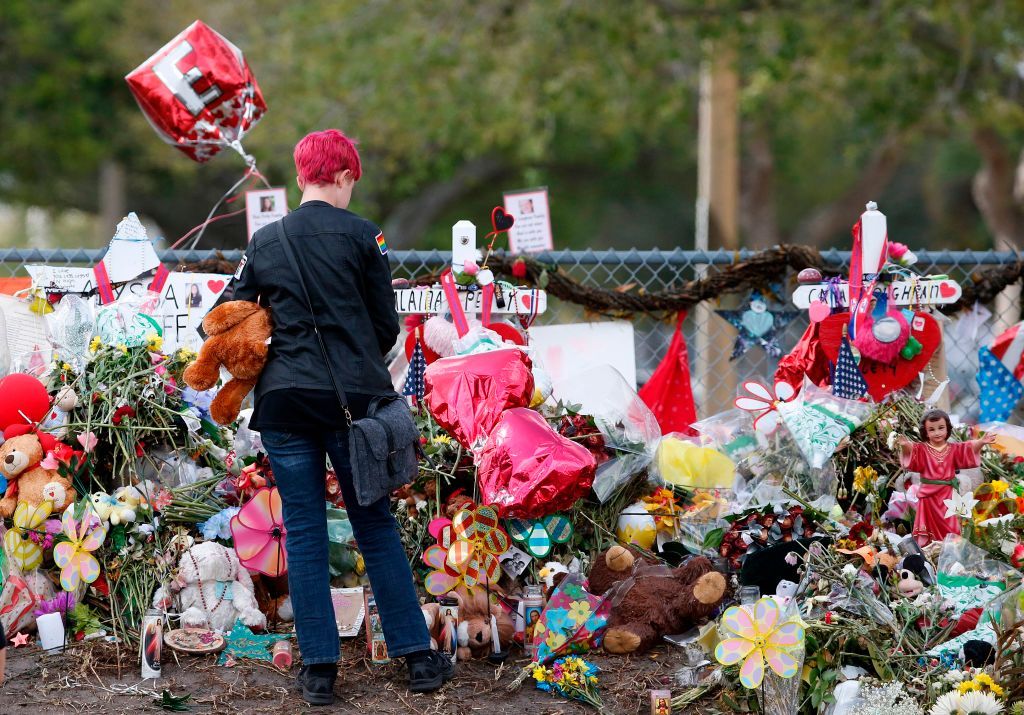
[231, 201, 399, 401]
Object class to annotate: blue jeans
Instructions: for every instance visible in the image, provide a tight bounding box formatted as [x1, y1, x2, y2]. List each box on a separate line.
[261, 429, 430, 664]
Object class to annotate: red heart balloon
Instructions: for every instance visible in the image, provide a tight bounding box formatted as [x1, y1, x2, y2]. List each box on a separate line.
[424, 349, 534, 450]
[818, 312, 940, 401]
[477, 408, 596, 518]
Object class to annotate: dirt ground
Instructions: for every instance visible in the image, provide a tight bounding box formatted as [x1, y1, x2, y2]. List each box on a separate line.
[0, 637, 703, 714]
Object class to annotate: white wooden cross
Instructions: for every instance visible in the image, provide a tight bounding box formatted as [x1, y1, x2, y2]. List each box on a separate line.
[393, 220, 548, 316]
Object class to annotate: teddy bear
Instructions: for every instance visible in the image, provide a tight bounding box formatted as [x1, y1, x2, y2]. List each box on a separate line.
[183, 301, 271, 425]
[249, 573, 294, 626]
[152, 541, 266, 633]
[588, 544, 727, 655]
[90, 491, 136, 525]
[0, 425, 75, 518]
[38, 386, 78, 439]
[422, 585, 514, 660]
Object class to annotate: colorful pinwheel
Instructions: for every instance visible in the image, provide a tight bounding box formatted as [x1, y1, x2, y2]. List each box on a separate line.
[230, 487, 287, 577]
[734, 380, 797, 434]
[423, 505, 509, 595]
[506, 514, 574, 559]
[714, 597, 804, 689]
[54, 506, 109, 591]
[3, 501, 53, 572]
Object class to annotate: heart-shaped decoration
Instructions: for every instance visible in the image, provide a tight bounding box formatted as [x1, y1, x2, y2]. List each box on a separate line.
[741, 309, 774, 338]
[207, 279, 225, 293]
[808, 300, 831, 323]
[939, 281, 956, 299]
[491, 206, 515, 233]
[520, 294, 532, 310]
[818, 312, 940, 401]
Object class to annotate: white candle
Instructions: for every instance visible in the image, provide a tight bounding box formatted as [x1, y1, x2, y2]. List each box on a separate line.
[490, 614, 501, 653]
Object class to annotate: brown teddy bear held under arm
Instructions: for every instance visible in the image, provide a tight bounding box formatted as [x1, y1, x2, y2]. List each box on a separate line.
[183, 301, 272, 425]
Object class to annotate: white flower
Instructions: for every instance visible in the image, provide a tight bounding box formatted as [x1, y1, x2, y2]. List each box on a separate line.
[958, 691, 1003, 715]
[929, 691, 961, 715]
[943, 491, 979, 519]
[979, 514, 1014, 528]
[842, 564, 858, 579]
[887, 431, 900, 450]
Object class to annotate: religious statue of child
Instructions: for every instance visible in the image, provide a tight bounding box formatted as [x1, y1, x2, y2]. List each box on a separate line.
[894, 409, 994, 546]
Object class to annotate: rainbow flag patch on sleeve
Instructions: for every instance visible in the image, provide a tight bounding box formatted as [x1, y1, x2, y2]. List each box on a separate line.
[375, 232, 388, 255]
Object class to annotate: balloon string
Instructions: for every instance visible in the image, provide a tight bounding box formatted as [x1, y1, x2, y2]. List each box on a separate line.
[171, 166, 271, 250]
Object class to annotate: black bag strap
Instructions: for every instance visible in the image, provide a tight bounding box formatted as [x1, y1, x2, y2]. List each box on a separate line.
[275, 219, 352, 427]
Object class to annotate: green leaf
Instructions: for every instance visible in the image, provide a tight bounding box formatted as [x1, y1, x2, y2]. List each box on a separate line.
[538, 270, 550, 289]
[702, 527, 725, 550]
[154, 690, 192, 712]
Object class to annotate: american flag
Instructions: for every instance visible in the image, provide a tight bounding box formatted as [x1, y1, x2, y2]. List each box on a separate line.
[403, 339, 427, 402]
[831, 336, 868, 400]
[978, 320, 1024, 421]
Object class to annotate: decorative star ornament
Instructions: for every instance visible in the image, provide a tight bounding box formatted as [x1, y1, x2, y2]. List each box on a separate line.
[716, 291, 800, 360]
[943, 491, 979, 520]
[11, 632, 30, 647]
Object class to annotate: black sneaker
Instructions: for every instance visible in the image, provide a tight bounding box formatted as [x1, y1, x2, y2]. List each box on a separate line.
[295, 664, 337, 706]
[407, 650, 455, 693]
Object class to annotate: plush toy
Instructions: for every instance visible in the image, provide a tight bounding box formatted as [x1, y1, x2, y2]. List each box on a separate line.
[90, 492, 136, 525]
[183, 301, 271, 425]
[589, 545, 727, 655]
[249, 573, 294, 626]
[421, 601, 443, 650]
[447, 584, 514, 660]
[153, 541, 266, 632]
[896, 569, 924, 598]
[0, 426, 75, 518]
[38, 387, 78, 439]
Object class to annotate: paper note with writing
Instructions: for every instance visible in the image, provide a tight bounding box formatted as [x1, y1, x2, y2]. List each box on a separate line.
[102, 213, 162, 283]
[394, 287, 547, 315]
[504, 187, 553, 254]
[529, 321, 637, 390]
[792, 279, 962, 309]
[245, 188, 288, 241]
[0, 295, 50, 370]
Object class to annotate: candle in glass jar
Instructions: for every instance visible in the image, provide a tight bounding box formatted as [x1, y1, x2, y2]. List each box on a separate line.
[490, 614, 501, 653]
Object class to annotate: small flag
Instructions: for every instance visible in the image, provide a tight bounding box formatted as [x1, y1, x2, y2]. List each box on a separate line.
[403, 339, 427, 401]
[375, 231, 388, 255]
[978, 346, 1024, 422]
[831, 337, 868, 400]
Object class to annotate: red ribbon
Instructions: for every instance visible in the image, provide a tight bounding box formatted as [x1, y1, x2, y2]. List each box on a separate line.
[92, 263, 172, 305]
[440, 270, 470, 338]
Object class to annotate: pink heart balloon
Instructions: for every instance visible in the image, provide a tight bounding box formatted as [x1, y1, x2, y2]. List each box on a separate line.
[808, 300, 830, 323]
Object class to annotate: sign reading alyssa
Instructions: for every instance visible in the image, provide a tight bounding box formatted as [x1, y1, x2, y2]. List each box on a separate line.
[26, 266, 228, 353]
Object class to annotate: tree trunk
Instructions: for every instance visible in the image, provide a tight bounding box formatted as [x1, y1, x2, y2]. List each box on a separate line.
[98, 161, 127, 244]
[740, 122, 778, 249]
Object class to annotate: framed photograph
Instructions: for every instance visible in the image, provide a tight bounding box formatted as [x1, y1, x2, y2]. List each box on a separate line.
[245, 188, 288, 241]
[503, 187, 553, 254]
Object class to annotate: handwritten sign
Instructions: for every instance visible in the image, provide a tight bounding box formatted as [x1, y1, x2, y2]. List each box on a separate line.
[503, 187, 553, 254]
[529, 321, 637, 390]
[792, 278, 961, 309]
[394, 287, 546, 315]
[26, 265, 228, 353]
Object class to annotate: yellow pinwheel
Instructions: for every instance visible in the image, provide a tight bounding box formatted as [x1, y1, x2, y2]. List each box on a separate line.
[3, 501, 53, 572]
[53, 507, 108, 592]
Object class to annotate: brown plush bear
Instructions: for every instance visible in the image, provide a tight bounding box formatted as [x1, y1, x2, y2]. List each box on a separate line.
[0, 427, 75, 518]
[590, 545, 727, 655]
[422, 585, 514, 660]
[183, 301, 272, 425]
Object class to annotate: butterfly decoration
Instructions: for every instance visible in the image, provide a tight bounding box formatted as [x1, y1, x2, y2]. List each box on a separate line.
[714, 597, 805, 689]
[506, 514, 574, 559]
[943, 491, 979, 520]
[3, 501, 53, 572]
[734, 380, 798, 434]
[423, 505, 510, 595]
[53, 506, 109, 591]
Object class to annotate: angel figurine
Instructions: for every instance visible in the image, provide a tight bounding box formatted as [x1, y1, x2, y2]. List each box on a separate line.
[894, 409, 994, 546]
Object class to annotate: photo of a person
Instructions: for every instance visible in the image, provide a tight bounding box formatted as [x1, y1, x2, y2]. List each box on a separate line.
[499, 549, 529, 577]
[188, 283, 203, 308]
[260, 195, 276, 212]
[518, 198, 535, 215]
[372, 640, 388, 661]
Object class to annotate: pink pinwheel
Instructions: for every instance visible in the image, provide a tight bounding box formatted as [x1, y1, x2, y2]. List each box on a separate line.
[714, 597, 804, 689]
[229, 487, 287, 577]
[54, 507, 108, 592]
[734, 380, 798, 434]
[422, 506, 509, 595]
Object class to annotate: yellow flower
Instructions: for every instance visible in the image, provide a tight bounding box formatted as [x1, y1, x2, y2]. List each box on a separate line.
[852, 466, 877, 493]
[145, 333, 164, 352]
[61, 363, 72, 372]
[990, 682, 1005, 698]
[116, 344, 128, 355]
[566, 600, 591, 625]
[432, 435, 452, 446]
[532, 665, 547, 682]
[545, 631, 567, 652]
[975, 673, 994, 686]
[89, 336, 103, 353]
[958, 680, 980, 694]
[990, 480, 1010, 495]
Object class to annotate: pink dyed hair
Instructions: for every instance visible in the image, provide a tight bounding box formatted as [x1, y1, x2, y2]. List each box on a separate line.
[293, 129, 363, 186]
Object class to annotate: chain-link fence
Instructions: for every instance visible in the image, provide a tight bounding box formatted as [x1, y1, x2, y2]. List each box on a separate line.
[0, 247, 1018, 421]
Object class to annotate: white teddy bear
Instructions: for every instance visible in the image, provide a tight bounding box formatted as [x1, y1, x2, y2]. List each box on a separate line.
[153, 541, 266, 633]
